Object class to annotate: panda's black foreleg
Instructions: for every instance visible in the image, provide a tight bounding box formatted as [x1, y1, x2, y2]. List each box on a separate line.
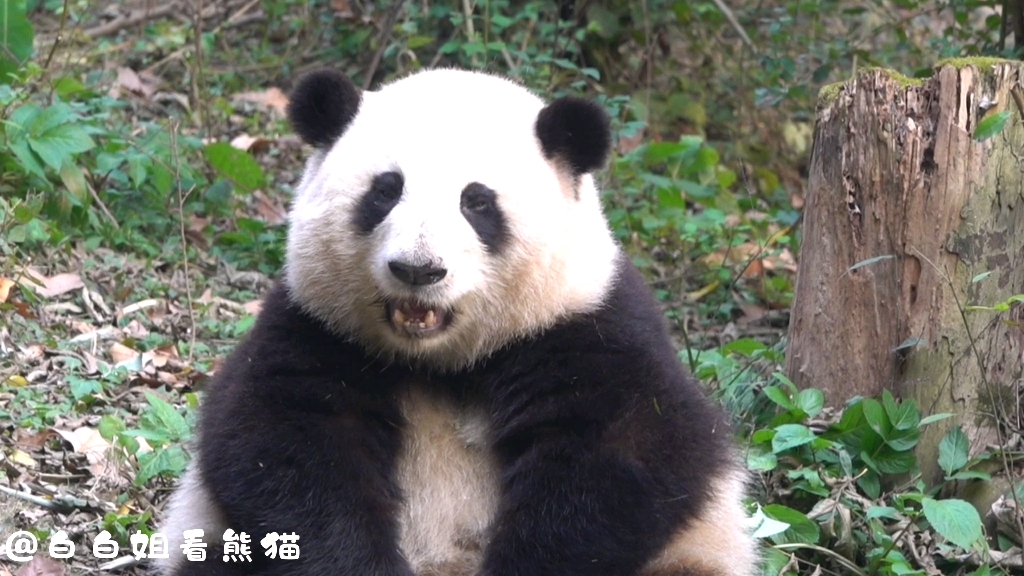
[195, 382, 416, 576]
[478, 439, 670, 576]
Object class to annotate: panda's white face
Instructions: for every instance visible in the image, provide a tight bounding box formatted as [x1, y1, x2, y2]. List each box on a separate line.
[286, 69, 619, 369]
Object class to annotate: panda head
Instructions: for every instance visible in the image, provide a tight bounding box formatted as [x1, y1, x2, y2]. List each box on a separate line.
[285, 68, 620, 369]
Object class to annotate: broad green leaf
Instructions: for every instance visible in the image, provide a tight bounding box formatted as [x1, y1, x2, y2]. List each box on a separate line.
[136, 445, 189, 485]
[749, 505, 790, 539]
[28, 123, 95, 170]
[721, 338, 767, 357]
[763, 386, 794, 410]
[795, 389, 824, 418]
[939, 426, 970, 477]
[866, 506, 900, 520]
[98, 415, 126, 441]
[884, 426, 920, 452]
[972, 271, 993, 284]
[203, 142, 266, 193]
[861, 446, 916, 474]
[746, 448, 778, 472]
[948, 470, 991, 481]
[59, 161, 89, 204]
[144, 391, 191, 442]
[922, 497, 983, 549]
[763, 504, 820, 544]
[858, 470, 881, 498]
[0, 0, 34, 79]
[862, 398, 891, 439]
[974, 110, 1011, 142]
[772, 424, 816, 453]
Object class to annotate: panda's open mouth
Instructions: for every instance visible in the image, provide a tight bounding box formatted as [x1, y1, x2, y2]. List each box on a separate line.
[386, 299, 451, 337]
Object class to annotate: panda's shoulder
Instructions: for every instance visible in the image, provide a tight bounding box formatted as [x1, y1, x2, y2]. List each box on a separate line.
[203, 283, 394, 403]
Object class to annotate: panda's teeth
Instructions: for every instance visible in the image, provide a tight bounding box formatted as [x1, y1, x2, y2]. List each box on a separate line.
[424, 310, 437, 328]
[393, 308, 407, 325]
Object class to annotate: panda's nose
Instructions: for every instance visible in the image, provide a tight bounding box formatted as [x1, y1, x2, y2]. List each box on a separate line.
[388, 261, 448, 286]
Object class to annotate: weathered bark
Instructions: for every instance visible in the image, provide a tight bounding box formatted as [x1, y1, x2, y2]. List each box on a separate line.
[786, 62, 1024, 485]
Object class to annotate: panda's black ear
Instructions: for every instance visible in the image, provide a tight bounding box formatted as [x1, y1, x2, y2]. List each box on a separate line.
[287, 69, 362, 149]
[534, 97, 611, 177]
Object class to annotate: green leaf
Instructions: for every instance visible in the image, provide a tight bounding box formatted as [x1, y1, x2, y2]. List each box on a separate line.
[203, 142, 266, 193]
[763, 386, 795, 410]
[28, 123, 96, 170]
[922, 497, 983, 549]
[59, 161, 90, 204]
[795, 389, 824, 418]
[749, 505, 790, 539]
[972, 271, 993, 284]
[68, 376, 101, 400]
[763, 504, 820, 544]
[746, 448, 778, 472]
[920, 412, 954, 426]
[862, 398, 891, 439]
[97, 415, 125, 441]
[894, 337, 925, 351]
[136, 445, 189, 485]
[947, 470, 991, 481]
[866, 506, 900, 520]
[406, 35, 434, 49]
[974, 110, 1011, 142]
[772, 424, 816, 453]
[0, 0, 34, 79]
[143, 392, 191, 442]
[861, 446, 916, 474]
[849, 254, 894, 272]
[939, 426, 970, 477]
[858, 471, 881, 498]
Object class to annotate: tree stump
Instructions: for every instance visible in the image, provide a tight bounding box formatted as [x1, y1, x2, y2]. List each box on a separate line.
[786, 61, 1024, 485]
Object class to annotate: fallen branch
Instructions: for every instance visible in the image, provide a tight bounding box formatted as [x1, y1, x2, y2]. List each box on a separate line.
[83, 3, 181, 38]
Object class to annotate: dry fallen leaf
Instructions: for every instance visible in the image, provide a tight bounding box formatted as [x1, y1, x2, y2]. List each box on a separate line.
[617, 126, 645, 155]
[54, 426, 112, 476]
[151, 344, 180, 368]
[233, 87, 289, 116]
[109, 342, 139, 364]
[18, 269, 85, 298]
[243, 299, 263, 315]
[15, 429, 55, 450]
[0, 277, 14, 302]
[10, 449, 38, 469]
[112, 66, 162, 99]
[14, 555, 65, 576]
[230, 133, 274, 154]
[253, 191, 287, 225]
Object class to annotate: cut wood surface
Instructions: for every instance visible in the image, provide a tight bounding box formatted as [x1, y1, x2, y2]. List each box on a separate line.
[786, 61, 1024, 484]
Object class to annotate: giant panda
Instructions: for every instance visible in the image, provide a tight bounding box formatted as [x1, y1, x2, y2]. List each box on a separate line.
[154, 68, 758, 576]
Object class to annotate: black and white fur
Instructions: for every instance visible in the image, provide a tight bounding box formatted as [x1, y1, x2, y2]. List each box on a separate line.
[155, 68, 758, 576]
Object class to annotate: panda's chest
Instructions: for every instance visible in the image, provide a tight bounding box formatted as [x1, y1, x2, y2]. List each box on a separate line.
[395, 387, 500, 576]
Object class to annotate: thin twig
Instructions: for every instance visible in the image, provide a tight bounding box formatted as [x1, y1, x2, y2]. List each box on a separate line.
[83, 3, 180, 38]
[363, 2, 405, 90]
[709, 0, 756, 51]
[191, 0, 210, 139]
[169, 121, 198, 362]
[41, 0, 70, 71]
[87, 181, 120, 229]
[0, 485, 108, 513]
[773, 543, 868, 576]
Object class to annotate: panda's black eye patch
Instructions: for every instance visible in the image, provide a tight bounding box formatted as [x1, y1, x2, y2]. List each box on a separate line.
[461, 182, 508, 255]
[354, 171, 404, 234]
